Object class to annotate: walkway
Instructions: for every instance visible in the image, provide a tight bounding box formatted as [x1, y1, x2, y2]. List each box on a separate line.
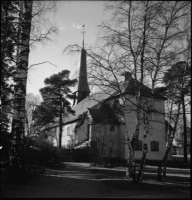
[1, 162, 190, 198]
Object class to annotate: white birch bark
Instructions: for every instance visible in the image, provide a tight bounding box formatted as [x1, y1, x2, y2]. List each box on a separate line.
[9, 1, 33, 180]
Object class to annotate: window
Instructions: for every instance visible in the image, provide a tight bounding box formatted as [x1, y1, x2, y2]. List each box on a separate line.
[151, 141, 159, 151]
[132, 140, 142, 151]
[110, 125, 115, 132]
[67, 127, 70, 136]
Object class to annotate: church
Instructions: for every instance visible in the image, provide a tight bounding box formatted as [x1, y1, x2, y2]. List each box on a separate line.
[54, 36, 171, 162]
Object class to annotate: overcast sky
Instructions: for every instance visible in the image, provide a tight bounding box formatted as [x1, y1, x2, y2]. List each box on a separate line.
[27, 1, 110, 96]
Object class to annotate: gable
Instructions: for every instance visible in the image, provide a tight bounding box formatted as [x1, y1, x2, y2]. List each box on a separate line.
[88, 104, 120, 125]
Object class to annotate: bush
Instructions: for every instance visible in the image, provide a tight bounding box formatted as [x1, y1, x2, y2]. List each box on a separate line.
[73, 147, 90, 162]
[0, 133, 11, 160]
[26, 139, 63, 165]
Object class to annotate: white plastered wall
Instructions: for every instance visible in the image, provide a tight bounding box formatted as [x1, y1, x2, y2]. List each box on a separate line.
[123, 94, 167, 161]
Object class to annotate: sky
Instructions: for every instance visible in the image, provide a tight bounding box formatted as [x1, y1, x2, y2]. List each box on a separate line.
[27, 1, 110, 97]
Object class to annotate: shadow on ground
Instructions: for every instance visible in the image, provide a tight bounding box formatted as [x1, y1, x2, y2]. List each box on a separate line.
[1, 162, 190, 198]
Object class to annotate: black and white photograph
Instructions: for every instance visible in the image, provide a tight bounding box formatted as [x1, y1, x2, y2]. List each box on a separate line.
[1, 1, 191, 198]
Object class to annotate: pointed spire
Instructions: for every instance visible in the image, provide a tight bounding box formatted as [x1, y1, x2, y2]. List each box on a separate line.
[81, 24, 86, 49]
[77, 25, 90, 104]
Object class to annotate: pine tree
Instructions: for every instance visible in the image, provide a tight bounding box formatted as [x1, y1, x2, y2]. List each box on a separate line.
[157, 61, 190, 181]
[33, 70, 77, 148]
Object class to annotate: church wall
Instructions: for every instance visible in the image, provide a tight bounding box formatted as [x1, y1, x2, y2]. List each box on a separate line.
[124, 94, 167, 161]
[118, 125, 126, 159]
[91, 124, 119, 157]
[61, 123, 77, 147]
[76, 119, 90, 142]
[109, 94, 169, 161]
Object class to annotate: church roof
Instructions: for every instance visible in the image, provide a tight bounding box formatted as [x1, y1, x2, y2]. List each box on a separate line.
[62, 77, 166, 125]
[62, 92, 110, 124]
[88, 104, 120, 125]
[111, 78, 167, 100]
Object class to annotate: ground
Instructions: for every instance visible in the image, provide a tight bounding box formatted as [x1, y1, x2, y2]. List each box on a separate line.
[1, 162, 190, 198]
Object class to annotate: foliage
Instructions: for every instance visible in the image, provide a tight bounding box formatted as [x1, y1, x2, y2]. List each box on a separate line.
[73, 147, 91, 162]
[25, 93, 41, 138]
[33, 70, 77, 125]
[26, 139, 62, 165]
[163, 61, 191, 99]
[32, 70, 77, 147]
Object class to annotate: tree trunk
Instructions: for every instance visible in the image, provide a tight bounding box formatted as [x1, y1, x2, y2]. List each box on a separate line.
[182, 94, 188, 165]
[8, 1, 33, 184]
[125, 127, 136, 182]
[137, 112, 149, 183]
[59, 92, 62, 148]
[129, 88, 142, 182]
[157, 100, 182, 181]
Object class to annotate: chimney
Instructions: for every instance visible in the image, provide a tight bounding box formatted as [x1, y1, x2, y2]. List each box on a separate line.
[122, 72, 132, 81]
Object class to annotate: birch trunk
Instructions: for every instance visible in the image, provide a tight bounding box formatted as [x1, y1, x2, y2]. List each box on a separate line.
[137, 117, 149, 182]
[59, 89, 62, 148]
[8, 1, 33, 183]
[125, 125, 136, 181]
[137, 98, 149, 183]
[157, 100, 182, 181]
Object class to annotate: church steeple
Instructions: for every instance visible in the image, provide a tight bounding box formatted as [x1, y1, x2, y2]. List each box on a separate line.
[82, 24, 85, 49]
[77, 25, 90, 103]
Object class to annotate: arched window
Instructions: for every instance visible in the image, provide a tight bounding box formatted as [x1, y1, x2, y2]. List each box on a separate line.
[151, 141, 159, 151]
[67, 127, 70, 136]
[132, 140, 142, 151]
[110, 125, 115, 132]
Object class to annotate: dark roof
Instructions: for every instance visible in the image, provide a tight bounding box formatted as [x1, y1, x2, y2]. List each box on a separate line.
[88, 104, 120, 125]
[77, 49, 90, 93]
[112, 78, 167, 100]
[60, 78, 166, 126]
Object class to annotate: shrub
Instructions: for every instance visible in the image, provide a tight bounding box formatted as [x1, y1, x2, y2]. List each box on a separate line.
[25, 139, 62, 166]
[73, 147, 90, 162]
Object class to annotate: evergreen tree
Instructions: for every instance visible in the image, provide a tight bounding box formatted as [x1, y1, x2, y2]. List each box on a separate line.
[33, 70, 77, 148]
[156, 61, 190, 181]
[163, 61, 191, 165]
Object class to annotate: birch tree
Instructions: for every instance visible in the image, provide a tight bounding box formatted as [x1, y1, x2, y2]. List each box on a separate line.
[8, 1, 33, 183]
[25, 93, 41, 140]
[6, 1, 59, 183]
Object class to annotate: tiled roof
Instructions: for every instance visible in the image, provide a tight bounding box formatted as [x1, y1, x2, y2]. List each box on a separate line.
[62, 92, 111, 124]
[62, 78, 166, 125]
[88, 104, 120, 125]
[112, 78, 167, 100]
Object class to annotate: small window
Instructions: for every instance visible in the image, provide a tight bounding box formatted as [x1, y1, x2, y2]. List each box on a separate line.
[132, 140, 142, 151]
[151, 141, 159, 151]
[110, 125, 115, 132]
[67, 127, 70, 136]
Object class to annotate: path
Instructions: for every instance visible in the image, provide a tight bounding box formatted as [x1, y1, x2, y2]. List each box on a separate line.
[1, 162, 190, 198]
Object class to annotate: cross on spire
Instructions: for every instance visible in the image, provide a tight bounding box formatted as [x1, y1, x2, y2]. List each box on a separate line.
[81, 24, 86, 49]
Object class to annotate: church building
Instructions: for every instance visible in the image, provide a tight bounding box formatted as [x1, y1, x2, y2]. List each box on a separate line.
[57, 32, 171, 162]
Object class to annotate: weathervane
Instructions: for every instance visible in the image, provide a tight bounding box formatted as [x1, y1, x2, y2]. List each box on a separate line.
[81, 24, 86, 49]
